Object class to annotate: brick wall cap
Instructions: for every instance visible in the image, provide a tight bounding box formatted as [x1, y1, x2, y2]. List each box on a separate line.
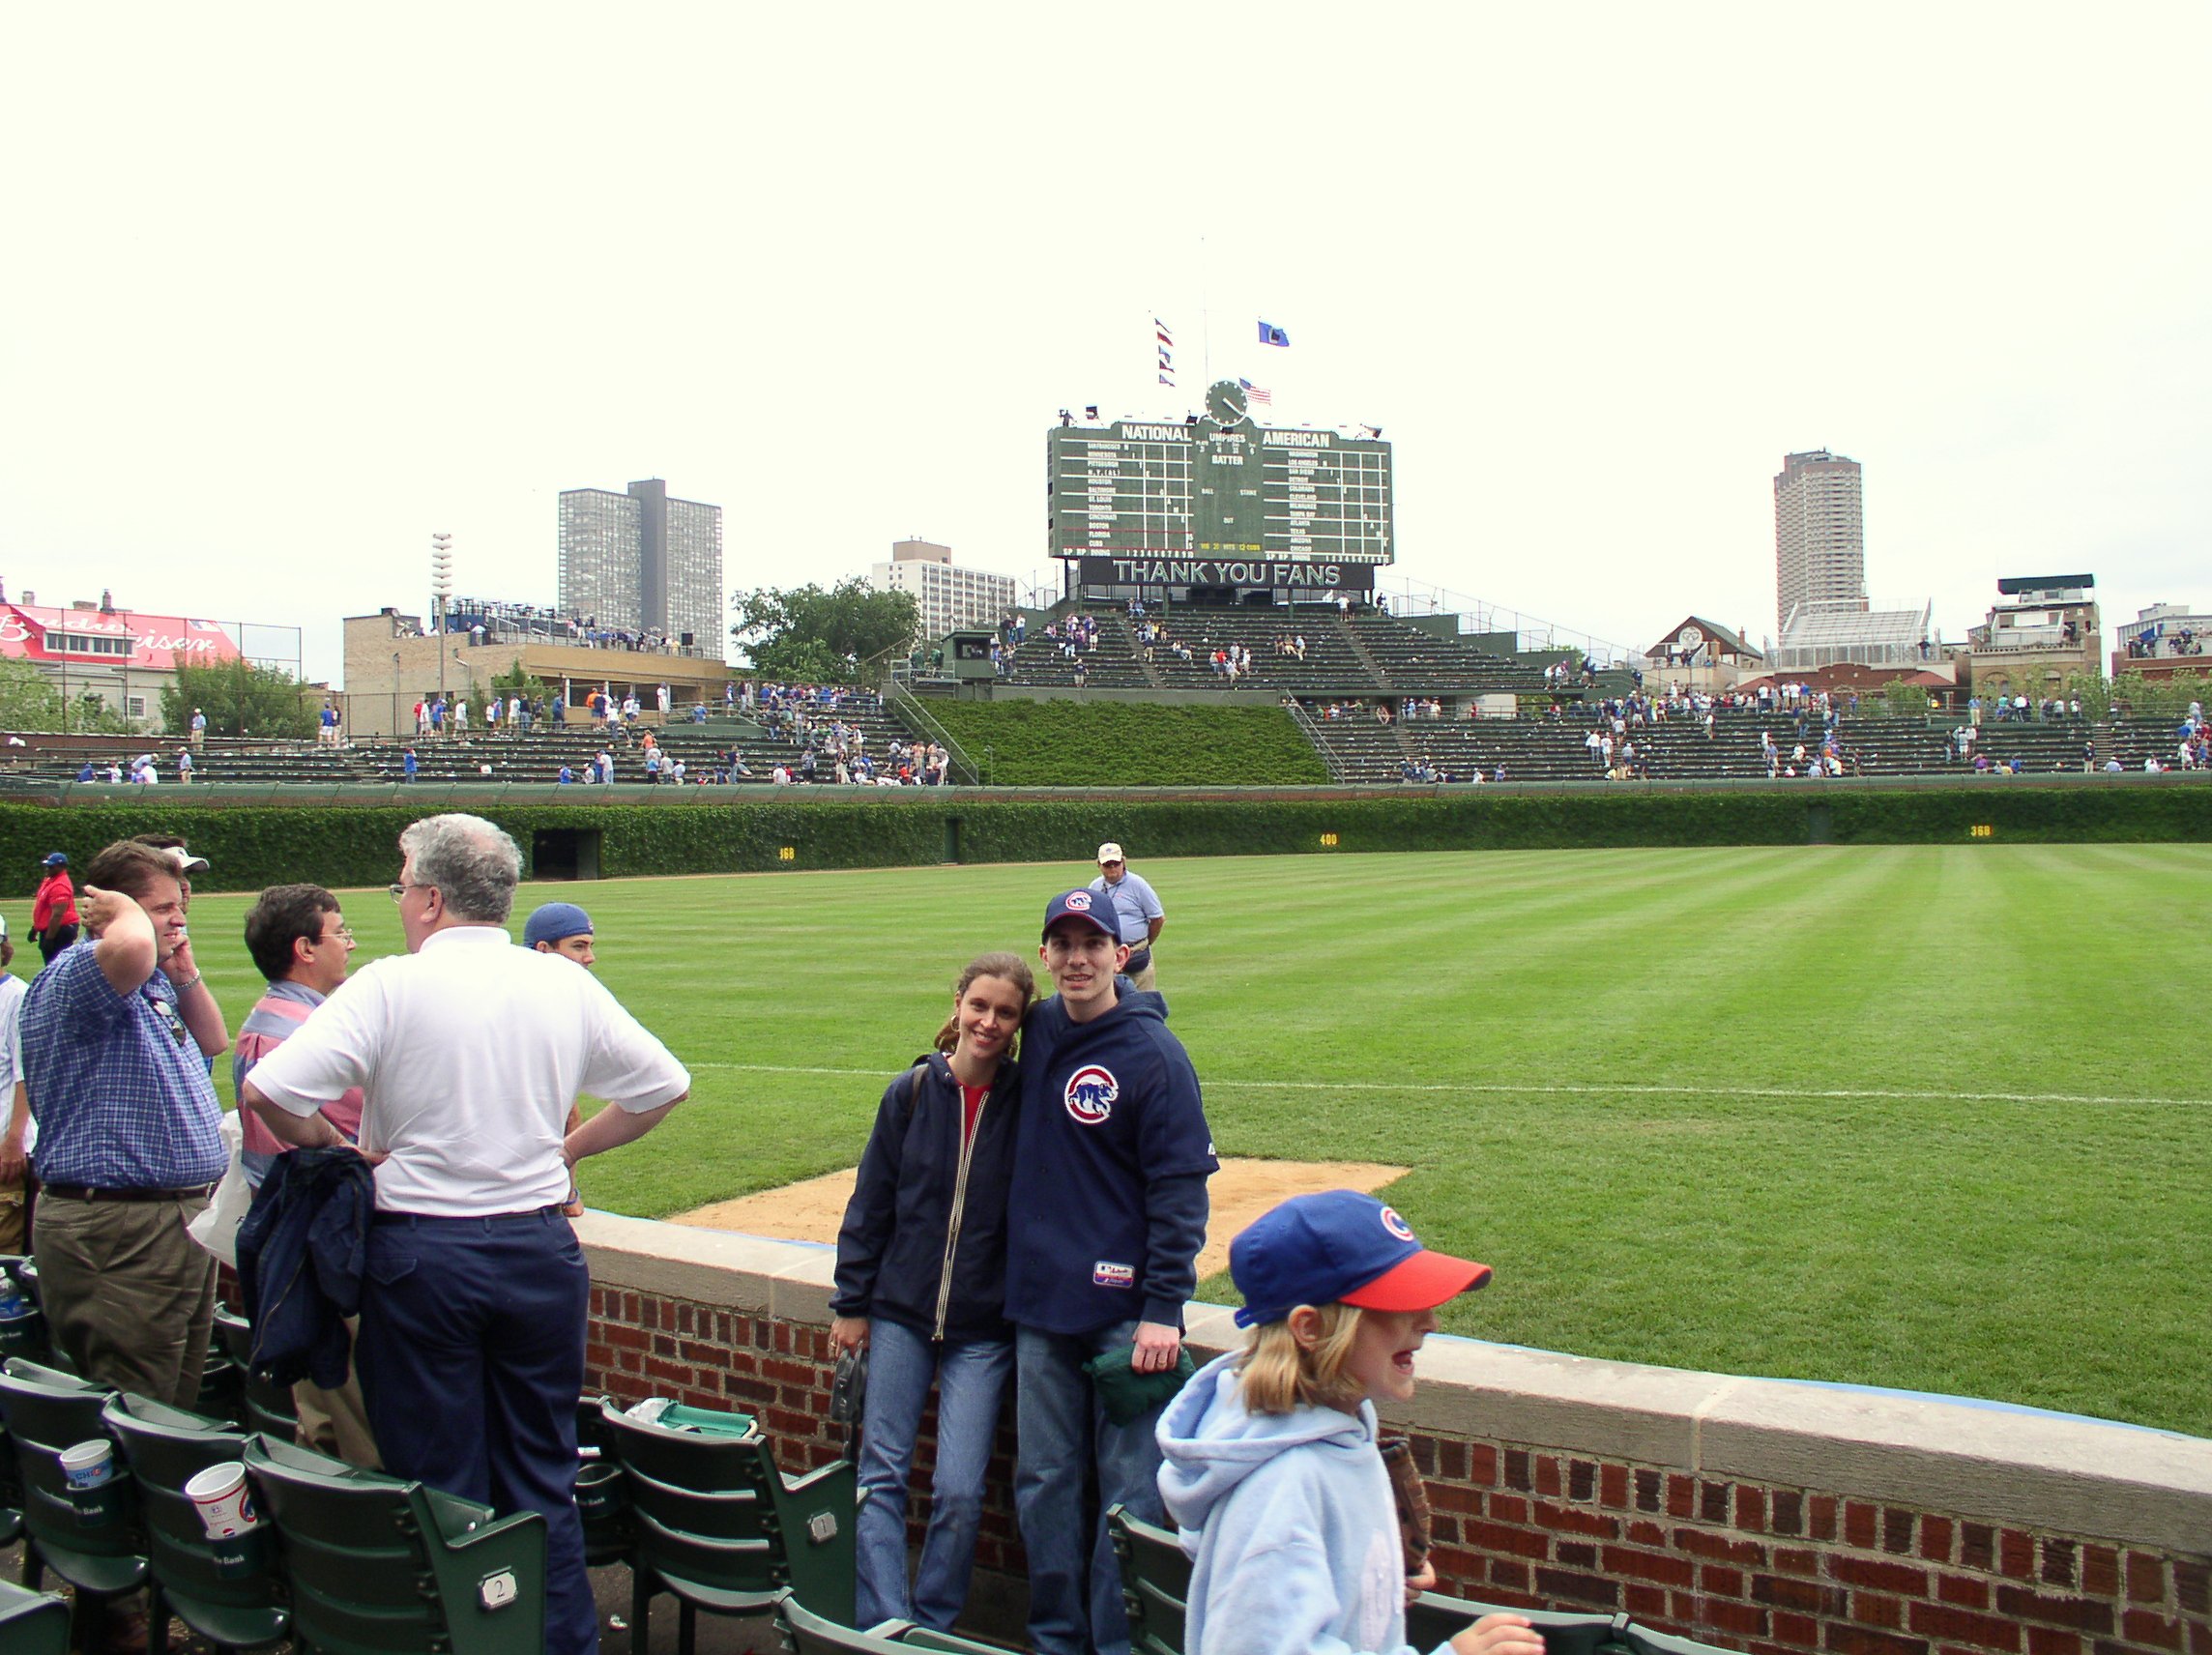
[575, 1217, 2212, 1555]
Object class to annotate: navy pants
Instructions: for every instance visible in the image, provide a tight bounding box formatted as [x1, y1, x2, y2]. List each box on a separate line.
[356, 1210, 595, 1655]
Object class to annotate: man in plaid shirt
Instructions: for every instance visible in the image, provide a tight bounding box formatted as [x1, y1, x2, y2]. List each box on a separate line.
[20, 837, 231, 1407]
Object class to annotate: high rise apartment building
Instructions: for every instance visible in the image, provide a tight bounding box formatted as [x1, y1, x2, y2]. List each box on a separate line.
[558, 478, 725, 658]
[1773, 450, 1866, 635]
[868, 538, 1018, 641]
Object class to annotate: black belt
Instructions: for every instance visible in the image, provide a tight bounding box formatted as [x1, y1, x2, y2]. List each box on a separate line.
[43, 1182, 218, 1204]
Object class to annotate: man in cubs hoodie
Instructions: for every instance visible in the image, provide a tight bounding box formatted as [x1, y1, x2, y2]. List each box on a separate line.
[1005, 887, 1216, 1655]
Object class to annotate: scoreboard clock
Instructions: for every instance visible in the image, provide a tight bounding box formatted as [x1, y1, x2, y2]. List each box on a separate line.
[1046, 380, 1393, 572]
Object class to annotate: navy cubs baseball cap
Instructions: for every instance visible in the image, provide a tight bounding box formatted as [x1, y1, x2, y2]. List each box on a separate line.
[1230, 1190, 1492, 1328]
[43, 852, 67, 866]
[525, 901, 594, 949]
[1041, 887, 1118, 941]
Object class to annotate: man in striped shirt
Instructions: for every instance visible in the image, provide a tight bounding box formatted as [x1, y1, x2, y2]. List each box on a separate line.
[235, 883, 379, 1466]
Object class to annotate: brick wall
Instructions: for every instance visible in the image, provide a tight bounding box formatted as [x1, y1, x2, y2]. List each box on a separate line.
[579, 1214, 2212, 1655]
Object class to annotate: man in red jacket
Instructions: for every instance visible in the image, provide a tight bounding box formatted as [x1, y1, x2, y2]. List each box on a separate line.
[30, 853, 78, 965]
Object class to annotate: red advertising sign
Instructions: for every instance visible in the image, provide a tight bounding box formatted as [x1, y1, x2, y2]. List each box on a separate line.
[0, 604, 242, 671]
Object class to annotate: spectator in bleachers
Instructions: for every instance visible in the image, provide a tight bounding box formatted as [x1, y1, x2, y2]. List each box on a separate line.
[21, 839, 231, 1407]
[831, 951, 1034, 1631]
[1007, 889, 1214, 1655]
[244, 814, 689, 1655]
[235, 882, 380, 1466]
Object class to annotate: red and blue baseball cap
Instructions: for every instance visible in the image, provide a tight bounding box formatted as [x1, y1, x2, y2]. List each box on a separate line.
[1041, 887, 1118, 941]
[1230, 1190, 1492, 1327]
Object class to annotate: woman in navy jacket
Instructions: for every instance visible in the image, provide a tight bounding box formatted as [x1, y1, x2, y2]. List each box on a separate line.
[831, 951, 1035, 1631]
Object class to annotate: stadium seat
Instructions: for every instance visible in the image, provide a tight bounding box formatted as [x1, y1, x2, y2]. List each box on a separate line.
[0, 1361, 147, 1632]
[215, 1303, 298, 1442]
[573, 1394, 634, 1568]
[0, 1254, 50, 1366]
[102, 1393, 288, 1652]
[0, 1578, 72, 1655]
[1108, 1501, 1628, 1655]
[244, 1433, 546, 1655]
[597, 1396, 859, 1653]
[773, 1590, 1002, 1655]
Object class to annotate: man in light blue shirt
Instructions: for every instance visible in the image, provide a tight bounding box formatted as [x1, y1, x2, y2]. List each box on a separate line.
[1087, 841, 1165, 991]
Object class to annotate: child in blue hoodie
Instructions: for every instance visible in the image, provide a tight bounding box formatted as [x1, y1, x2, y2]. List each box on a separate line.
[1157, 1191, 1544, 1655]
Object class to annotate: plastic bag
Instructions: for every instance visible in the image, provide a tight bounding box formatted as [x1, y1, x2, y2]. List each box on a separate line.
[187, 1112, 250, 1266]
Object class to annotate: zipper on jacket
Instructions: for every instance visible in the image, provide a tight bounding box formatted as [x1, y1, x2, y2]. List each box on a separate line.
[932, 1088, 986, 1339]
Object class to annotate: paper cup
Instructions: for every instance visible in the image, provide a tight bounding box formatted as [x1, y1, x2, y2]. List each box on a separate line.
[185, 1461, 259, 1538]
[62, 1439, 120, 1526]
[62, 1438, 114, 1489]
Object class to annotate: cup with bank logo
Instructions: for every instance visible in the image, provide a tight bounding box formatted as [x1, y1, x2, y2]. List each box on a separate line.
[186, 1460, 266, 1576]
[62, 1438, 122, 1527]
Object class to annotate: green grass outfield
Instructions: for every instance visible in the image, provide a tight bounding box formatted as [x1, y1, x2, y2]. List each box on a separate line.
[162, 845, 2212, 1438]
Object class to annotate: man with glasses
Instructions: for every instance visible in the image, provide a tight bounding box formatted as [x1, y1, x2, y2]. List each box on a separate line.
[244, 813, 689, 1655]
[234, 884, 378, 1466]
[19, 838, 231, 1406]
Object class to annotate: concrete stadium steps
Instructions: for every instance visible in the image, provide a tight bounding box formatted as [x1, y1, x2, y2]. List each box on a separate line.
[1138, 607, 1373, 695]
[996, 614, 1150, 687]
[1341, 614, 1549, 696]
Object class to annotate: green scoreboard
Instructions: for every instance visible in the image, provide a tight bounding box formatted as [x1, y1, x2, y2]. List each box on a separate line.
[1047, 380, 1392, 590]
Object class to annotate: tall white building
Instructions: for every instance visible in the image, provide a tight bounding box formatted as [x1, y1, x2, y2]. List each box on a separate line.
[1773, 450, 1866, 636]
[558, 478, 724, 659]
[868, 538, 1017, 641]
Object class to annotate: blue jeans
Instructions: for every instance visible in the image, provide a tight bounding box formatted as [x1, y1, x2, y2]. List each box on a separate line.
[355, 1210, 596, 1655]
[1014, 1321, 1168, 1655]
[853, 1319, 1013, 1631]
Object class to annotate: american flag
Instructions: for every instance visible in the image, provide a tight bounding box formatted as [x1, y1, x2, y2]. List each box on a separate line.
[1239, 377, 1272, 407]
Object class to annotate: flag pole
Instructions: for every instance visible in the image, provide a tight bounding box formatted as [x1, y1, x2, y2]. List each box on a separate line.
[1200, 233, 1210, 390]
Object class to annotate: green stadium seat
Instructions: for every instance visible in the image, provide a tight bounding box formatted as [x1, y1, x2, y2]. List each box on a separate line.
[597, 1396, 858, 1654]
[0, 1578, 72, 1655]
[215, 1303, 297, 1443]
[244, 1433, 547, 1655]
[0, 1360, 147, 1636]
[773, 1591, 1002, 1655]
[573, 1395, 634, 1569]
[1108, 1501, 1629, 1655]
[102, 1393, 288, 1652]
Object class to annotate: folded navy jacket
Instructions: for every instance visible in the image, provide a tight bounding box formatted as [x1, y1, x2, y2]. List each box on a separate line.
[235, 1147, 375, 1390]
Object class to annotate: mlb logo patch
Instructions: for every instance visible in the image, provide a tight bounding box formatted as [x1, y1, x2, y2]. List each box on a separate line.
[1064, 890, 1093, 911]
[1380, 1205, 1416, 1243]
[1064, 1064, 1119, 1125]
[1093, 1261, 1135, 1289]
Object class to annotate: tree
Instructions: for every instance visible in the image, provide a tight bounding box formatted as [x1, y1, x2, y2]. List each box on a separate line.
[489, 661, 554, 704]
[0, 657, 134, 733]
[729, 580, 919, 683]
[1874, 675, 1934, 719]
[160, 659, 318, 740]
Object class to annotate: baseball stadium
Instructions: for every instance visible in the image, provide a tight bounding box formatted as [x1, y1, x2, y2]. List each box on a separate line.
[0, 393, 2205, 1655]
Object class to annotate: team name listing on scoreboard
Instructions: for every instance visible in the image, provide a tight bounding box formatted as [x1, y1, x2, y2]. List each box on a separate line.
[1046, 381, 1394, 574]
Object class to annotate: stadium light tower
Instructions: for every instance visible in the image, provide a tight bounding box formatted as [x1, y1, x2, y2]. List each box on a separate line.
[429, 533, 453, 706]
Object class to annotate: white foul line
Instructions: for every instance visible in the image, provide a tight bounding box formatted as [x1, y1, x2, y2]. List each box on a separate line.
[684, 1062, 2207, 1109]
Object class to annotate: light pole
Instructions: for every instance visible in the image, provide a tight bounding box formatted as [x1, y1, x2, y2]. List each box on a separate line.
[430, 533, 454, 717]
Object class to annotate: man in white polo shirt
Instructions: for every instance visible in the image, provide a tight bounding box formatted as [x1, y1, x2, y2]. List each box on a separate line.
[244, 812, 689, 1655]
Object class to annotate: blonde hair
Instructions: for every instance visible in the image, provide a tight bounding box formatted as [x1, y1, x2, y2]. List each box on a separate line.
[933, 952, 1038, 1058]
[1236, 1302, 1368, 1415]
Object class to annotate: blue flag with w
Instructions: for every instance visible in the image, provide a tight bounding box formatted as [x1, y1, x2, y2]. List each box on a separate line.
[1257, 320, 1290, 347]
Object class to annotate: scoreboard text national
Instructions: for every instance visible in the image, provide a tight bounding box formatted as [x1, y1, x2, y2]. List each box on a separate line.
[1048, 380, 1393, 580]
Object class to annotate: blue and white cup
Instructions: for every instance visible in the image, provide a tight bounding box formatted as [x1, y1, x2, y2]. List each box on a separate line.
[61, 1438, 120, 1527]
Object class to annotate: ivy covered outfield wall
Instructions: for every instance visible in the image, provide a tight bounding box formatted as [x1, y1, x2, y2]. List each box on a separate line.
[1, 776, 2207, 890]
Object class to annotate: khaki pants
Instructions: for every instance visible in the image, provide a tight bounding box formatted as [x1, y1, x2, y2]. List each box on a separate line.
[293, 1317, 381, 1467]
[0, 1184, 24, 1254]
[35, 1194, 217, 1408]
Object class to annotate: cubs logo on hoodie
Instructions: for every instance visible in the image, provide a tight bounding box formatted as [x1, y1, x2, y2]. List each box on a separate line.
[1064, 1064, 1118, 1124]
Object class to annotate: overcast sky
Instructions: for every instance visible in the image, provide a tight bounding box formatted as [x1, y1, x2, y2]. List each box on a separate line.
[4, 4, 2205, 684]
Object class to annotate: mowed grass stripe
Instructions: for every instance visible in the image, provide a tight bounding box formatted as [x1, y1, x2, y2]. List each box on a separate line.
[154, 846, 2211, 1437]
